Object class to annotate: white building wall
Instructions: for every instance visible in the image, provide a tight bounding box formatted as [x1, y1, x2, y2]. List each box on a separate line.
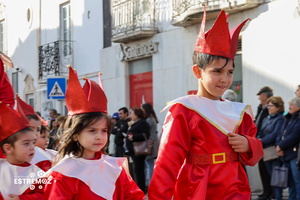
[243, 0, 300, 112]
[2, 0, 106, 118]
[5, 0, 39, 93]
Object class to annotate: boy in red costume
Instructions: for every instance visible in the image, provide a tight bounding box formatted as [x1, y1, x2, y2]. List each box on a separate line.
[0, 59, 44, 200]
[16, 96, 53, 172]
[148, 6, 263, 200]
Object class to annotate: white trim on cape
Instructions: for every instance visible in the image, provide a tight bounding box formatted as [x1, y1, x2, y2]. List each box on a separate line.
[163, 95, 254, 135]
[0, 159, 42, 198]
[45, 154, 127, 200]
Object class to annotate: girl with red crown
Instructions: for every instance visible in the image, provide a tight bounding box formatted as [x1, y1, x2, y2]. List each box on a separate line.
[0, 59, 44, 200]
[148, 6, 263, 200]
[44, 67, 145, 200]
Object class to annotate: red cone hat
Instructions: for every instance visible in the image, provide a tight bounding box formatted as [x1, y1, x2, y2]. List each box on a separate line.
[66, 66, 107, 116]
[0, 58, 14, 107]
[0, 102, 31, 142]
[16, 95, 36, 116]
[194, 6, 250, 59]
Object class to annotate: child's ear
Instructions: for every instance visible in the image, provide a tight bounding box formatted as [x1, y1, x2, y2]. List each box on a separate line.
[3, 143, 13, 154]
[192, 65, 201, 79]
[73, 134, 78, 141]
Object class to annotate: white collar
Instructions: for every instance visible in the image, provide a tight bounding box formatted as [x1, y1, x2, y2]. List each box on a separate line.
[163, 95, 253, 135]
[30, 146, 52, 165]
[0, 159, 42, 198]
[46, 154, 127, 199]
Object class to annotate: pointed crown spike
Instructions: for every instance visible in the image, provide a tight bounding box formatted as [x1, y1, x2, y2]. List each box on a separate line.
[194, 6, 250, 59]
[98, 72, 104, 90]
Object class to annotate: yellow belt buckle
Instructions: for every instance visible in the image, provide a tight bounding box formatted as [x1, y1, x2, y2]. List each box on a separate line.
[212, 153, 226, 164]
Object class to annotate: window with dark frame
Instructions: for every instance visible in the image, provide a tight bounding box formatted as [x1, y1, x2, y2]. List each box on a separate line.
[60, 2, 71, 56]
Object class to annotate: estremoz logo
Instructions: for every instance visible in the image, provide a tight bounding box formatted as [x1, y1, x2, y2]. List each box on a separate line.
[14, 170, 53, 190]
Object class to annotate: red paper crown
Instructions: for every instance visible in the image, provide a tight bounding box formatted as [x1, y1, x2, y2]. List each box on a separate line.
[66, 66, 107, 116]
[16, 95, 36, 116]
[0, 58, 14, 107]
[194, 6, 250, 59]
[0, 102, 31, 142]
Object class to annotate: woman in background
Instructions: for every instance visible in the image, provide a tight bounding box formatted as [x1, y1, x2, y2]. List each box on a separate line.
[141, 103, 159, 190]
[126, 106, 150, 193]
[258, 96, 285, 200]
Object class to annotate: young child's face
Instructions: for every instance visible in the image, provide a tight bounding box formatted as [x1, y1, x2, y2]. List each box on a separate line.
[8, 131, 36, 164]
[28, 118, 42, 137]
[196, 58, 234, 100]
[74, 118, 108, 159]
[36, 131, 50, 150]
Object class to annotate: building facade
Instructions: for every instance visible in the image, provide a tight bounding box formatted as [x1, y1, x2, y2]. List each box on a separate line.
[1, 0, 300, 190]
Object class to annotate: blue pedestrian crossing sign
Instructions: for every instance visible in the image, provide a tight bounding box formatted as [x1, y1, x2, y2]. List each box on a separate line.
[47, 78, 66, 99]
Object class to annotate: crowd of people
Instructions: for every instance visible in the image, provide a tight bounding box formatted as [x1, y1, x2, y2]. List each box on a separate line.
[0, 5, 300, 200]
[254, 85, 300, 200]
[107, 104, 159, 194]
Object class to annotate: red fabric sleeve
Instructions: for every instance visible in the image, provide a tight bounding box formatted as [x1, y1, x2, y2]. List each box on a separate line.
[114, 169, 146, 200]
[237, 113, 263, 166]
[44, 171, 78, 200]
[148, 105, 191, 200]
[19, 180, 45, 200]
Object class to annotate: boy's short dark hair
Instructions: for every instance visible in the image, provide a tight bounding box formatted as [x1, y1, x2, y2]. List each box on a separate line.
[0, 127, 33, 154]
[40, 125, 50, 135]
[192, 52, 232, 69]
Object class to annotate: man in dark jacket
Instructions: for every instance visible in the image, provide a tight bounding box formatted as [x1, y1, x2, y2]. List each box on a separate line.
[255, 86, 274, 200]
[114, 107, 131, 157]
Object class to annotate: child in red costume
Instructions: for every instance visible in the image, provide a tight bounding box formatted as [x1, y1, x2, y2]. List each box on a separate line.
[148, 6, 263, 200]
[36, 124, 58, 160]
[44, 67, 145, 200]
[16, 96, 52, 172]
[0, 60, 44, 200]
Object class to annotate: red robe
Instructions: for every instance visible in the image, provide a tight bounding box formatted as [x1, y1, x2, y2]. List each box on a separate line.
[148, 96, 263, 200]
[0, 160, 45, 200]
[44, 153, 145, 200]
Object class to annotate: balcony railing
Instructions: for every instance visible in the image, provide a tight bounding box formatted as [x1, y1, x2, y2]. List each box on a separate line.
[172, 0, 263, 27]
[111, 0, 158, 43]
[38, 40, 74, 80]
